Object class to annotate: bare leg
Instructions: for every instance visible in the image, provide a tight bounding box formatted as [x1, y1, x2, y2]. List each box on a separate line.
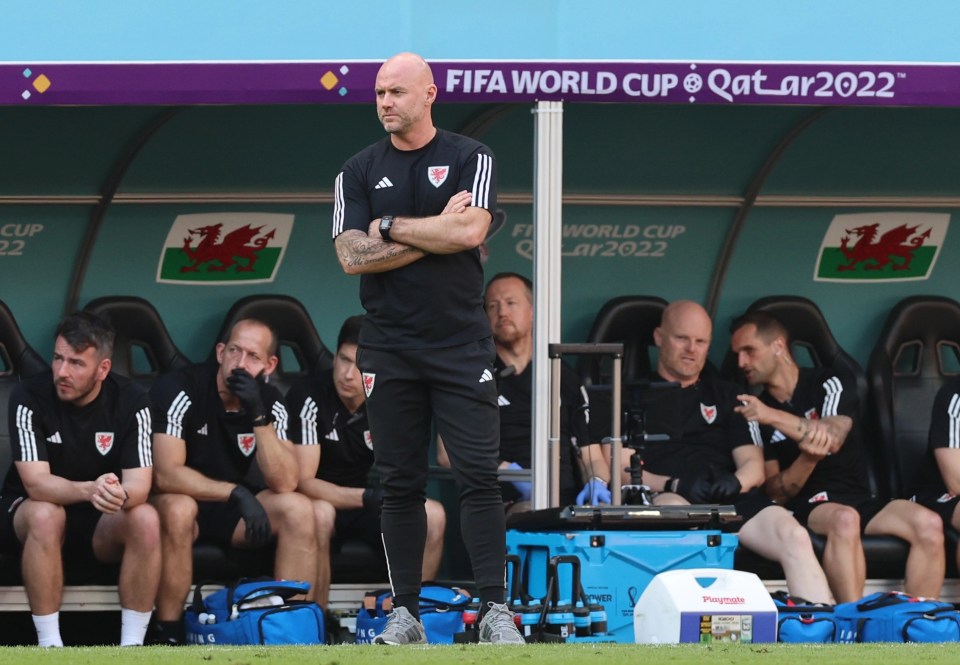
[422, 498, 447, 580]
[93, 502, 162, 612]
[14, 501, 66, 616]
[738, 505, 834, 604]
[807, 503, 865, 603]
[250, 491, 319, 602]
[309, 498, 335, 608]
[865, 500, 944, 599]
[151, 493, 198, 621]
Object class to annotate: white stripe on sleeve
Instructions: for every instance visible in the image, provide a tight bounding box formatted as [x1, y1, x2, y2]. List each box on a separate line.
[332, 171, 345, 238]
[165, 391, 191, 439]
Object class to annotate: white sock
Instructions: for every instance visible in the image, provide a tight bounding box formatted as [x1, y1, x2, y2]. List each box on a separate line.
[120, 607, 153, 646]
[32, 612, 63, 647]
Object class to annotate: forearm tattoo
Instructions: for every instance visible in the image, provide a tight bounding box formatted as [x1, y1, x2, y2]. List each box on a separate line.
[336, 231, 421, 269]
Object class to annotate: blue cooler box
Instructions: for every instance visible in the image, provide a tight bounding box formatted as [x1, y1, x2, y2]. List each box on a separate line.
[506, 530, 739, 643]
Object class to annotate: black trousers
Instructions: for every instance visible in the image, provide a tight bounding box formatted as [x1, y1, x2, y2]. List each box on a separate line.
[358, 338, 505, 597]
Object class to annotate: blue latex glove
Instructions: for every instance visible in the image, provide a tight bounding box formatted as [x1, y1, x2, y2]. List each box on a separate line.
[577, 477, 612, 505]
[506, 462, 532, 502]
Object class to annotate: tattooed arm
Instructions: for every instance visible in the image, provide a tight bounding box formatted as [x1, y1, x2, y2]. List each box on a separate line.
[335, 229, 427, 275]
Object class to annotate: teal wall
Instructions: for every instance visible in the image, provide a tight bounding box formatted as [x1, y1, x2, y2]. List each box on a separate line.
[3, 102, 960, 368]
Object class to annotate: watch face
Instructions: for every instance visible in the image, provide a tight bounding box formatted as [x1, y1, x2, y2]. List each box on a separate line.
[380, 216, 394, 240]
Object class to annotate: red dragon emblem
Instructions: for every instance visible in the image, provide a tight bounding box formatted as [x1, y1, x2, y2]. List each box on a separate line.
[837, 223, 931, 272]
[180, 223, 276, 273]
[95, 432, 114, 456]
[238, 433, 256, 457]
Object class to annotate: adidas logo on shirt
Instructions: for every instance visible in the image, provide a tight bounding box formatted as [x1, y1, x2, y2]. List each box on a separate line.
[498, 395, 510, 407]
[479, 369, 494, 383]
[47, 432, 63, 444]
[374, 177, 394, 189]
[197, 424, 208, 435]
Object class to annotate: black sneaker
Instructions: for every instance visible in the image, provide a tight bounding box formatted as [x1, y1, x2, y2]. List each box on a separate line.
[146, 620, 185, 646]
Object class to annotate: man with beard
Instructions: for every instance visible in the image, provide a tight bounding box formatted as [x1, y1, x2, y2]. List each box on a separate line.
[0, 312, 159, 646]
[731, 310, 944, 602]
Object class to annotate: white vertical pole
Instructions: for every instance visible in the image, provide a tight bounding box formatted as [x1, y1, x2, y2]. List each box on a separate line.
[531, 100, 563, 511]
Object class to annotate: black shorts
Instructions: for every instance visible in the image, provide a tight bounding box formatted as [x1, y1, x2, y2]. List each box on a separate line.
[911, 489, 960, 526]
[333, 506, 385, 560]
[0, 493, 103, 560]
[196, 500, 243, 547]
[731, 488, 778, 533]
[789, 491, 885, 531]
[0, 493, 27, 555]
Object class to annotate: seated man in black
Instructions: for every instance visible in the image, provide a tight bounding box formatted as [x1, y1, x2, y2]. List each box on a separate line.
[592, 300, 833, 603]
[287, 314, 446, 587]
[150, 318, 329, 644]
[913, 376, 960, 573]
[438, 273, 603, 510]
[0, 311, 159, 646]
[731, 310, 944, 602]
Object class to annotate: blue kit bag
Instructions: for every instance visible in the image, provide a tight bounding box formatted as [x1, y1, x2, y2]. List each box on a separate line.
[834, 591, 960, 643]
[355, 584, 471, 644]
[770, 591, 837, 643]
[185, 578, 325, 645]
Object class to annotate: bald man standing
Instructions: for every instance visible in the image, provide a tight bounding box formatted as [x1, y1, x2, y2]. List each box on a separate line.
[332, 53, 522, 645]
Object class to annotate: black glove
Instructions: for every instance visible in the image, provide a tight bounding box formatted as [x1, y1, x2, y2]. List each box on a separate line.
[229, 485, 272, 547]
[668, 474, 714, 504]
[225, 368, 268, 421]
[362, 488, 383, 511]
[706, 472, 742, 503]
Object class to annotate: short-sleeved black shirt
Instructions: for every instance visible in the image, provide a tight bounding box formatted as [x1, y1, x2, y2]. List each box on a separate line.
[592, 373, 760, 480]
[757, 366, 870, 506]
[495, 357, 590, 503]
[913, 376, 960, 496]
[332, 129, 497, 350]
[4, 372, 152, 495]
[286, 368, 374, 489]
[150, 362, 289, 489]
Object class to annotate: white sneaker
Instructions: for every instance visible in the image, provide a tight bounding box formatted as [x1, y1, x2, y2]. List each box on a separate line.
[478, 602, 525, 644]
[373, 606, 428, 645]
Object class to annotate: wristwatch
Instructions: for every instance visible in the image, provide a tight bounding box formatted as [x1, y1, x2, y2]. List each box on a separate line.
[379, 216, 395, 243]
[251, 412, 275, 428]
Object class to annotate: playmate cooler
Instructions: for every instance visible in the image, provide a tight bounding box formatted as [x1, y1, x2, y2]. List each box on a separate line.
[633, 568, 777, 643]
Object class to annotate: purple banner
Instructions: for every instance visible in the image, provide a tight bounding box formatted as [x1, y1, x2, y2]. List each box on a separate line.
[6, 60, 960, 107]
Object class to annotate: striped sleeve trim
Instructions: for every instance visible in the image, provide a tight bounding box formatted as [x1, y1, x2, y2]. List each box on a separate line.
[298, 397, 320, 446]
[820, 376, 843, 417]
[471, 153, 493, 210]
[136, 406, 153, 467]
[748, 420, 763, 447]
[165, 391, 191, 439]
[332, 171, 345, 238]
[271, 402, 289, 441]
[15, 404, 39, 462]
[948, 393, 960, 449]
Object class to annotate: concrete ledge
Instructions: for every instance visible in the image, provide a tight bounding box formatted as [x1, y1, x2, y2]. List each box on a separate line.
[0, 582, 386, 614]
[1, 578, 957, 615]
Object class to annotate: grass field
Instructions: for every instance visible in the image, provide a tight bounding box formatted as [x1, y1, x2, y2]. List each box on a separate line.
[3, 643, 959, 664]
